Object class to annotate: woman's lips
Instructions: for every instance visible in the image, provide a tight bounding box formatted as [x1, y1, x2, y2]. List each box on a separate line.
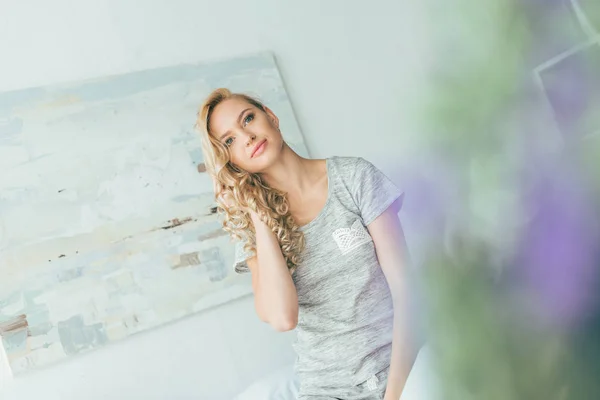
[251, 140, 267, 158]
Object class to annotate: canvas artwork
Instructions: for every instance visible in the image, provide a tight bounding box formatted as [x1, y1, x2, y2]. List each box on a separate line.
[0, 52, 308, 375]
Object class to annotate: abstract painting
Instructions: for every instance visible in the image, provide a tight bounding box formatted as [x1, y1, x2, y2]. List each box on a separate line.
[0, 52, 308, 374]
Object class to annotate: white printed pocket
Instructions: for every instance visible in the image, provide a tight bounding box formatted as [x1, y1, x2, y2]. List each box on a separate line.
[332, 220, 373, 255]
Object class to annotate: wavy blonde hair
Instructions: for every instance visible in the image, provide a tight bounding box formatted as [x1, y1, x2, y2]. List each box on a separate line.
[196, 88, 304, 272]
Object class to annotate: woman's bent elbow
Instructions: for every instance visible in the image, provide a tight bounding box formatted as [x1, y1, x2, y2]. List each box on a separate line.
[255, 310, 297, 331]
[271, 316, 297, 332]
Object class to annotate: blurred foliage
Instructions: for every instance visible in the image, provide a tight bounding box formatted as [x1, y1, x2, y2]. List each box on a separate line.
[416, 1, 600, 399]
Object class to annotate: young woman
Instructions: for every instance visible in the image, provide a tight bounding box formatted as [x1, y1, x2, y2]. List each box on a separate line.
[197, 89, 417, 400]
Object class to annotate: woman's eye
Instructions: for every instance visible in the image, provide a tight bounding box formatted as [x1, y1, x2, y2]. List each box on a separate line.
[243, 113, 254, 126]
[224, 137, 234, 147]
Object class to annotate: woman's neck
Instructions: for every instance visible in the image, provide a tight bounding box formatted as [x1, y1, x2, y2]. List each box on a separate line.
[260, 144, 318, 195]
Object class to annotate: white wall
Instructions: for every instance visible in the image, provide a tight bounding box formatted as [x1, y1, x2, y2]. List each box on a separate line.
[0, 1, 431, 399]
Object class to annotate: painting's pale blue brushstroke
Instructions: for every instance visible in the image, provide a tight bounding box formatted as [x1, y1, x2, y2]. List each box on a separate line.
[25, 307, 53, 337]
[187, 148, 205, 165]
[0, 52, 309, 374]
[194, 221, 223, 237]
[201, 247, 228, 282]
[0, 88, 46, 114]
[3, 330, 28, 353]
[58, 315, 109, 356]
[0, 117, 23, 137]
[171, 194, 202, 203]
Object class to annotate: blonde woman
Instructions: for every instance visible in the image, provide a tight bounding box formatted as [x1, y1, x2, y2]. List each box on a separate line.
[197, 89, 417, 400]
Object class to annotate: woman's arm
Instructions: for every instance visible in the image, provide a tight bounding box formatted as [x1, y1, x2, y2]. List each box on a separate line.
[368, 205, 417, 400]
[246, 211, 298, 332]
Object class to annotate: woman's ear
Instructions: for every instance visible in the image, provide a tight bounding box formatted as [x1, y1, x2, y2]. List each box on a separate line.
[264, 106, 279, 129]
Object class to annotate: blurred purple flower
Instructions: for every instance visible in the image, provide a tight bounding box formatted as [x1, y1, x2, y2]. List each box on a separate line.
[518, 162, 599, 326]
[398, 153, 460, 238]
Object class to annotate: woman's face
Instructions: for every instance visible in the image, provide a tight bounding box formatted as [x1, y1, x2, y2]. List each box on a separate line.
[209, 97, 284, 173]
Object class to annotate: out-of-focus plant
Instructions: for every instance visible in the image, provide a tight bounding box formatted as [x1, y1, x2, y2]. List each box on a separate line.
[411, 0, 600, 399]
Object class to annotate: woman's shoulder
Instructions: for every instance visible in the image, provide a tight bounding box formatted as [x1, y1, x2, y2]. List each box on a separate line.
[328, 155, 372, 171]
[327, 156, 375, 180]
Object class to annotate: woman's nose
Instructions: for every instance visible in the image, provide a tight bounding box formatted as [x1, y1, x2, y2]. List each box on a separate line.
[245, 133, 257, 146]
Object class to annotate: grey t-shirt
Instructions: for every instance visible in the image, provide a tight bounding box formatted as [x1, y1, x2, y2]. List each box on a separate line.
[234, 156, 403, 396]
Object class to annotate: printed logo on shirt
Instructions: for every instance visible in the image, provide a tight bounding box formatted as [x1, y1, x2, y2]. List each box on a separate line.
[332, 220, 373, 255]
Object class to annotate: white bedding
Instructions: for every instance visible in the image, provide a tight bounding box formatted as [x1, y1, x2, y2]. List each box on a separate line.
[234, 346, 439, 400]
[233, 365, 299, 400]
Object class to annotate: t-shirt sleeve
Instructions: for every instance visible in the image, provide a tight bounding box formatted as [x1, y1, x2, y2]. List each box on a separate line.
[233, 239, 255, 274]
[352, 157, 404, 226]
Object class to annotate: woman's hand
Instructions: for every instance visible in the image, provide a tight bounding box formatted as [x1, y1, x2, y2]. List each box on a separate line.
[214, 180, 260, 222]
[213, 180, 299, 332]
